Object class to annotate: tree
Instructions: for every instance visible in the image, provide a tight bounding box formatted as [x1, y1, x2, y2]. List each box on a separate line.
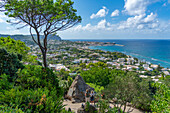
[150, 83, 170, 113]
[81, 62, 110, 87]
[3, 0, 81, 67]
[104, 74, 139, 113]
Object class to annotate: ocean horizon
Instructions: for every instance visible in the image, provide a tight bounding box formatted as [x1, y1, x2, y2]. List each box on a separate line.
[68, 39, 170, 68]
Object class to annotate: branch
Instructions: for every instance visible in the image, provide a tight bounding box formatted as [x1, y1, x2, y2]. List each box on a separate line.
[17, 24, 28, 29]
[30, 27, 38, 45]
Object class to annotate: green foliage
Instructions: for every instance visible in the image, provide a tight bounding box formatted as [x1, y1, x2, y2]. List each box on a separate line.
[15, 65, 62, 93]
[163, 75, 170, 87]
[5, 0, 81, 22]
[133, 80, 153, 111]
[96, 97, 121, 113]
[104, 72, 153, 112]
[0, 88, 64, 112]
[0, 105, 24, 113]
[0, 65, 64, 112]
[84, 101, 97, 113]
[150, 83, 170, 113]
[0, 48, 24, 80]
[0, 37, 39, 64]
[87, 83, 104, 93]
[97, 99, 110, 113]
[0, 74, 12, 91]
[81, 62, 128, 88]
[4, 0, 81, 67]
[85, 101, 90, 112]
[104, 74, 138, 112]
[0, 37, 30, 60]
[81, 62, 110, 87]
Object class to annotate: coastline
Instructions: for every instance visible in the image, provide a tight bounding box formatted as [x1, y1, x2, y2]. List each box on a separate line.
[88, 45, 170, 69]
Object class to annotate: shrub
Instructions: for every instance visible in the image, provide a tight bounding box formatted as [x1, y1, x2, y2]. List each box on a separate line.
[0, 88, 64, 112]
[0, 65, 64, 112]
[0, 105, 24, 113]
[0, 37, 30, 60]
[0, 48, 24, 81]
[87, 83, 104, 93]
[150, 83, 170, 113]
[15, 65, 62, 93]
[0, 74, 12, 91]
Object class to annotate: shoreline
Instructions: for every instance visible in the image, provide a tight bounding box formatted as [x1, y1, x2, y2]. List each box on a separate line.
[87, 45, 170, 69]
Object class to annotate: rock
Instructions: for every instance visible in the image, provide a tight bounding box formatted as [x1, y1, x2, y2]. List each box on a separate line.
[85, 104, 97, 113]
[77, 104, 97, 113]
[67, 75, 94, 102]
[77, 108, 85, 113]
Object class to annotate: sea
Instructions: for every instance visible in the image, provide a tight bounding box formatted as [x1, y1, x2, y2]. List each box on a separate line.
[69, 39, 170, 68]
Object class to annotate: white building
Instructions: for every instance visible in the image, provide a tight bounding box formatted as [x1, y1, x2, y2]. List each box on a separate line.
[72, 58, 90, 63]
[143, 64, 149, 69]
[126, 58, 134, 62]
[139, 75, 148, 78]
[163, 71, 170, 75]
[49, 64, 70, 71]
[118, 58, 125, 62]
[151, 64, 159, 69]
[146, 67, 153, 71]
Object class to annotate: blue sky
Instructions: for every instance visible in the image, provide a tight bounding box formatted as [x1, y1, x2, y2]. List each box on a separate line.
[0, 0, 170, 39]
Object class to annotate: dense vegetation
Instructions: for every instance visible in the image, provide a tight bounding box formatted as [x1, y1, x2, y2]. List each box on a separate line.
[80, 62, 170, 112]
[0, 37, 65, 112]
[0, 36, 170, 113]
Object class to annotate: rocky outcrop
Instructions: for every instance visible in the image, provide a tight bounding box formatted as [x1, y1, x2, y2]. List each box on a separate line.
[67, 75, 94, 102]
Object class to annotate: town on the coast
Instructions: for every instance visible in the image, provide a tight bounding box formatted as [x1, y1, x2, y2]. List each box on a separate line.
[29, 39, 170, 82]
[0, 0, 169, 112]
[0, 35, 170, 113]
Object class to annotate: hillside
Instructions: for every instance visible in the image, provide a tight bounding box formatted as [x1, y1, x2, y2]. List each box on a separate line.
[0, 34, 61, 45]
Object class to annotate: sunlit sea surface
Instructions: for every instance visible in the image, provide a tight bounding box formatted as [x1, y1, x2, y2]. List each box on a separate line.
[70, 39, 170, 68]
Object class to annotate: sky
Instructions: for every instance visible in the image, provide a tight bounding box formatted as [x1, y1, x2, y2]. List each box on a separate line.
[0, 0, 170, 39]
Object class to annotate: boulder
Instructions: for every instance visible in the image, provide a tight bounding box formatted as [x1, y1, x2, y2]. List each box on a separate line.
[67, 75, 94, 102]
[77, 104, 97, 113]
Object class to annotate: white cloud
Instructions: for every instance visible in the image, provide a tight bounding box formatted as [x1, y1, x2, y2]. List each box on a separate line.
[90, 6, 109, 19]
[124, 0, 149, 15]
[118, 13, 158, 30]
[118, 14, 145, 29]
[144, 13, 157, 23]
[96, 19, 106, 29]
[111, 9, 119, 17]
[120, 0, 158, 30]
[73, 19, 114, 32]
[137, 24, 144, 29]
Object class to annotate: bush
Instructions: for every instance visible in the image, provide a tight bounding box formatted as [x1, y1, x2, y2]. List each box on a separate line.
[87, 83, 104, 93]
[0, 105, 24, 113]
[0, 88, 64, 112]
[0, 48, 24, 81]
[0, 36, 30, 60]
[15, 65, 62, 93]
[0, 74, 12, 91]
[150, 83, 170, 113]
[0, 65, 64, 112]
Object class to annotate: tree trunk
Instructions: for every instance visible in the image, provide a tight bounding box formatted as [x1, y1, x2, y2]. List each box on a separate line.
[42, 49, 47, 68]
[123, 103, 126, 113]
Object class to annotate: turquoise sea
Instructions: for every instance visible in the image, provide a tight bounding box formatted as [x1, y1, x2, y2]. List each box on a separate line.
[70, 39, 170, 68]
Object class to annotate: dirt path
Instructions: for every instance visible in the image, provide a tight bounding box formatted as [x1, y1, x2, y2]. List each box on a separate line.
[63, 100, 144, 113]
